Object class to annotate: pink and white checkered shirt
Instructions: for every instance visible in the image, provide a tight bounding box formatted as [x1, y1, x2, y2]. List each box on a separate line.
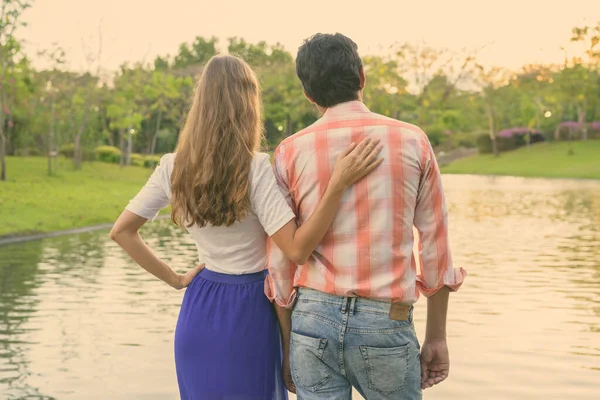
[265, 101, 466, 308]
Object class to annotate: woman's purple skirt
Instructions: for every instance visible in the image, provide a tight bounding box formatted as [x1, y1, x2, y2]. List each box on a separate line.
[174, 268, 288, 400]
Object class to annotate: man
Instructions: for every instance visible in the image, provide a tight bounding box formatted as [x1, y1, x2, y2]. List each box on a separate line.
[266, 33, 466, 400]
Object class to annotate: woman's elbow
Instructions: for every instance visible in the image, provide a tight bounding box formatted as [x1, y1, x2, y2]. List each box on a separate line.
[109, 227, 121, 242]
[289, 250, 309, 265]
[109, 225, 130, 243]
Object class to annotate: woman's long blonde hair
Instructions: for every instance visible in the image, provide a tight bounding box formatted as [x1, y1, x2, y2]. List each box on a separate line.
[171, 54, 263, 228]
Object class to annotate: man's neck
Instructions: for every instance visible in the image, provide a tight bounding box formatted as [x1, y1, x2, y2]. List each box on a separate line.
[317, 94, 364, 115]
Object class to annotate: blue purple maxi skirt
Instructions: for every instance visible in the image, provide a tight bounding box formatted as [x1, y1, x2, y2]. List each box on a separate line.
[174, 268, 288, 400]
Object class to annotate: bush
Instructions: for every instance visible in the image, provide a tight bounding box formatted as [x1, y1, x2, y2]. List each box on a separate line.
[82, 148, 96, 161]
[130, 153, 144, 167]
[16, 147, 42, 156]
[94, 146, 121, 163]
[476, 134, 526, 154]
[425, 126, 446, 147]
[143, 155, 161, 168]
[59, 143, 75, 158]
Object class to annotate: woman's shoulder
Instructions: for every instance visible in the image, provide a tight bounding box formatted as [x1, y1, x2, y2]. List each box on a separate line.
[250, 152, 272, 171]
[155, 153, 176, 172]
[252, 151, 271, 163]
[159, 152, 176, 165]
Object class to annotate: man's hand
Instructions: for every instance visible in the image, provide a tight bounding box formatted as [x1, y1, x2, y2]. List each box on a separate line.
[282, 358, 297, 393]
[420, 339, 449, 389]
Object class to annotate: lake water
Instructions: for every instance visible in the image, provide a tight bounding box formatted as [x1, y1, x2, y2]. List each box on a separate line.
[1, 175, 599, 400]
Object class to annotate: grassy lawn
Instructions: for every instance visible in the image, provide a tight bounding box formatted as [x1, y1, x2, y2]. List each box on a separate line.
[441, 141, 600, 180]
[0, 157, 162, 238]
[1, 142, 598, 237]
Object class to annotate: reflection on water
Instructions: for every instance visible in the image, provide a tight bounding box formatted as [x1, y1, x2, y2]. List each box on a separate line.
[1, 175, 599, 399]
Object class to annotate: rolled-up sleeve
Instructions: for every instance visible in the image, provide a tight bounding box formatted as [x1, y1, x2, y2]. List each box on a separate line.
[264, 147, 299, 309]
[414, 137, 466, 297]
[125, 154, 173, 221]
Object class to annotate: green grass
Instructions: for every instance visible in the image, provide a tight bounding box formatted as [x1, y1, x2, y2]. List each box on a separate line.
[2, 142, 598, 237]
[0, 157, 166, 238]
[441, 141, 600, 180]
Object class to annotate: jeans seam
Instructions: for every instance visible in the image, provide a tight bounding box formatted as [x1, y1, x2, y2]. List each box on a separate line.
[346, 325, 413, 334]
[294, 310, 341, 329]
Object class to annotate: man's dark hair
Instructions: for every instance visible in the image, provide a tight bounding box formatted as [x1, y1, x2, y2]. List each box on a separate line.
[296, 33, 363, 108]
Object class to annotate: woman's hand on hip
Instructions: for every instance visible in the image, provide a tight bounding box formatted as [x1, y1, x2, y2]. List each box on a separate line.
[173, 264, 205, 290]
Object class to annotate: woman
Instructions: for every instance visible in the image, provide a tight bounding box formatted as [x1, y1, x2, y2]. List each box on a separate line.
[110, 54, 382, 400]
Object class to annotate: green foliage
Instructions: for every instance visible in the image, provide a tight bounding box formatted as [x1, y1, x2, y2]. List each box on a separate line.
[93, 146, 121, 163]
[59, 143, 75, 158]
[15, 147, 42, 156]
[130, 153, 145, 167]
[2, 20, 600, 180]
[476, 134, 529, 154]
[143, 155, 161, 168]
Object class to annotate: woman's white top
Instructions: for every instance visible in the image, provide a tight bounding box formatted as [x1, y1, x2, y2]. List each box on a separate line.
[125, 152, 295, 275]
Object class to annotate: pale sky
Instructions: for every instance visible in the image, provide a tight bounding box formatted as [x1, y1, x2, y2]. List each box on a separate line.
[19, 0, 597, 72]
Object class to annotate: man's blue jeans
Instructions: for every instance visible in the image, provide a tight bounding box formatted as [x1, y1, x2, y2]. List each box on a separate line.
[290, 288, 422, 400]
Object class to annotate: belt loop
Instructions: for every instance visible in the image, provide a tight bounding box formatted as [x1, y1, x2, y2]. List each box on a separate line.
[341, 297, 349, 314]
[348, 297, 357, 316]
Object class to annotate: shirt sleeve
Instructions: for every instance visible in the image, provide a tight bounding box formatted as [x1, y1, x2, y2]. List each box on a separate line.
[125, 153, 173, 221]
[261, 148, 299, 309]
[250, 153, 296, 235]
[414, 136, 467, 297]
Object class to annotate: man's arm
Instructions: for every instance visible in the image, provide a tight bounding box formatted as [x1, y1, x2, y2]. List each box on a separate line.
[265, 144, 299, 392]
[413, 135, 466, 389]
[274, 305, 296, 393]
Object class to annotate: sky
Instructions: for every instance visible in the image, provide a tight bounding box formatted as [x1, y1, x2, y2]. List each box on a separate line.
[18, 0, 597, 72]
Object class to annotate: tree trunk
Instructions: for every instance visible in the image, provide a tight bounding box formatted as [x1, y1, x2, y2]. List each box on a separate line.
[0, 130, 6, 182]
[72, 95, 93, 170]
[126, 126, 132, 166]
[486, 98, 499, 157]
[0, 91, 6, 181]
[101, 107, 113, 146]
[48, 96, 55, 175]
[54, 127, 60, 174]
[73, 134, 82, 170]
[119, 129, 125, 167]
[150, 108, 162, 156]
[577, 104, 587, 140]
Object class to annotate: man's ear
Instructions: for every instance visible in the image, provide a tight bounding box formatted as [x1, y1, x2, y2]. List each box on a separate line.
[359, 67, 366, 89]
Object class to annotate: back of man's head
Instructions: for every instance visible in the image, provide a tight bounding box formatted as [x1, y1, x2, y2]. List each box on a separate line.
[296, 33, 363, 108]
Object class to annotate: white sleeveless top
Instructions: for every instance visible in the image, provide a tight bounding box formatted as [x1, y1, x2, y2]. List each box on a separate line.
[125, 152, 295, 275]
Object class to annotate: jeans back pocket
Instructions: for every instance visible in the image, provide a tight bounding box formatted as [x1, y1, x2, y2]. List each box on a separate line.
[360, 344, 410, 395]
[290, 331, 332, 393]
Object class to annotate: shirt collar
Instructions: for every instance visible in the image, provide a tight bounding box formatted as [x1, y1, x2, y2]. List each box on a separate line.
[323, 101, 370, 117]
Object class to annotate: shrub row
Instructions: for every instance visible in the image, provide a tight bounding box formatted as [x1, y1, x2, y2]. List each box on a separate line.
[93, 146, 161, 168]
[476, 134, 545, 154]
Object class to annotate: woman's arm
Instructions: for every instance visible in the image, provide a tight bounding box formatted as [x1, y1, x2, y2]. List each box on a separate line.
[110, 211, 204, 289]
[269, 137, 383, 265]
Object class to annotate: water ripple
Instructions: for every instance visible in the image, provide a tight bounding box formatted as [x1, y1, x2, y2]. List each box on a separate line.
[1, 175, 600, 399]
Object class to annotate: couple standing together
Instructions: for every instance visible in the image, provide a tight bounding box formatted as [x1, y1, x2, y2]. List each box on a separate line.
[110, 33, 466, 400]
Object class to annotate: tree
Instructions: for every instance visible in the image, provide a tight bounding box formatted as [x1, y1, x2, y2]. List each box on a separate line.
[144, 70, 181, 156]
[474, 65, 513, 156]
[106, 66, 144, 166]
[392, 42, 476, 126]
[362, 55, 411, 120]
[37, 43, 66, 175]
[0, 0, 31, 181]
[172, 36, 218, 69]
[68, 29, 103, 169]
